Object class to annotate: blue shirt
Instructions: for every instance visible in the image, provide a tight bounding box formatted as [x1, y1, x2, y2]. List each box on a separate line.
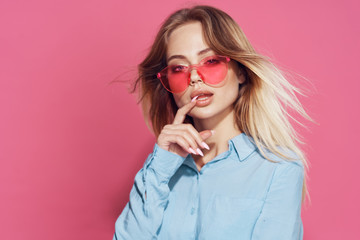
[113, 133, 304, 239]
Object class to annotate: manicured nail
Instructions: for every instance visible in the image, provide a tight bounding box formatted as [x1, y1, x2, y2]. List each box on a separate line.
[211, 130, 215, 135]
[196, 148, 204, 157]
[191, 96, 199, 102]
[202, 142, 210, 150]
[188, 147, 197, 155]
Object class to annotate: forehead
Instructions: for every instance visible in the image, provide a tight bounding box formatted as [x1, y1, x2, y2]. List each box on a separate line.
[167, 22, 211, 60]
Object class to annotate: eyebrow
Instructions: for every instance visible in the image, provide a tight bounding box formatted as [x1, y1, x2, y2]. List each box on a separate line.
[167, 48, 213, 63]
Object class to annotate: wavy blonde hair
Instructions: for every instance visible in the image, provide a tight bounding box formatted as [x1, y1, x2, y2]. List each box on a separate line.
[131, 5, 315, 201]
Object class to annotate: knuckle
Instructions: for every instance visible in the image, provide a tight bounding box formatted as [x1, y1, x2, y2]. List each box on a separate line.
[188, 125, 197, 134]
[162, 128, 170, 134]
[180, 131, 188, 137]
[177, 108, 185, 114]
[176, 135, 186, 143]
[157, 136, 164, 143]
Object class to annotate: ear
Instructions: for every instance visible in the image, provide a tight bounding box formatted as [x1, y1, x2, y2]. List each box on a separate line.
[237, 68, 246, 85]
[234, 61, 246, 84]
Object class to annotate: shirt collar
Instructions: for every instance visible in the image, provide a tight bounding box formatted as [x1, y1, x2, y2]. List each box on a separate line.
[182, 133, 257, 169]
[229, 132, 257, 162]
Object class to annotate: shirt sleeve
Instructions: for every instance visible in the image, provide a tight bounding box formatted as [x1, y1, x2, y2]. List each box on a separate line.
[113, 143, 186, 240]
[251, 160, 305, 240]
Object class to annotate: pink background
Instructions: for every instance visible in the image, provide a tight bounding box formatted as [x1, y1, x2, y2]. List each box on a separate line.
[1, 0, 359, 239]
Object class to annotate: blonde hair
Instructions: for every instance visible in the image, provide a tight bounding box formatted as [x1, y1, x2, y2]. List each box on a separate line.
[131, 5, 315, 201]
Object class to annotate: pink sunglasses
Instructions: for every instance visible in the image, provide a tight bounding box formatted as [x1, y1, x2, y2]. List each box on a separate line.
[157, 55, 231, 93]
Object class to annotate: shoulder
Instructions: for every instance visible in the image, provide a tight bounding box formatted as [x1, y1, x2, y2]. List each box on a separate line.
[260, 146, 303, 166]
[256, 147, 304, 180]
[254, 148, 305, 202]
[244, 135, 304, 169]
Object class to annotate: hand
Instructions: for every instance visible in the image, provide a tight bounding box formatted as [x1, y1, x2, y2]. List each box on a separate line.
[157, 96, 214, 158]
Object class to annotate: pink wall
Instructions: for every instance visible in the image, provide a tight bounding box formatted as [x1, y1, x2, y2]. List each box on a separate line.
[1, 0, 359, 239]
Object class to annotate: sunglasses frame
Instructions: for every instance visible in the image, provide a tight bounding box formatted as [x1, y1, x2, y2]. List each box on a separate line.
[157, 55, 231, 93]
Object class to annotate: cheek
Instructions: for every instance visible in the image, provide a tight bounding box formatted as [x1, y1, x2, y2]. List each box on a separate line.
[219, 89, 238, 105]
[221, 78, 240, 100]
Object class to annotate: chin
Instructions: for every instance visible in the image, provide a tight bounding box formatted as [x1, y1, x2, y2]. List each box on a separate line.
[190, 102, 236, 122]
[189, 107, 218, 120]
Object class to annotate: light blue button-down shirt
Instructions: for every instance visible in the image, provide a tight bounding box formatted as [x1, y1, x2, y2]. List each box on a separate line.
[113, 133, 304, 239]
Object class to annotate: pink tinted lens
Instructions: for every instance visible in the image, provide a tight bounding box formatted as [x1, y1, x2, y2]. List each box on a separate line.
[167, 70, 189, 93]
[198, 58, 228, 85]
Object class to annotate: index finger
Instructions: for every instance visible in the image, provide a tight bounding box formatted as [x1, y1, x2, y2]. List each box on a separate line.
[172, 96, 198, 124]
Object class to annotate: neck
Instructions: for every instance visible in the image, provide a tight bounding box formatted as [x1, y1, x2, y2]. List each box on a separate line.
[192, 107, 241, 170]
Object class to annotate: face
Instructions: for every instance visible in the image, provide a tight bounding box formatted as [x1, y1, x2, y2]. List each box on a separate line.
[166, 21, 244, 120]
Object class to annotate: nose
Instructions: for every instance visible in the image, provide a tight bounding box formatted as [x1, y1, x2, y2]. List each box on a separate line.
[189, 69, 204, 86]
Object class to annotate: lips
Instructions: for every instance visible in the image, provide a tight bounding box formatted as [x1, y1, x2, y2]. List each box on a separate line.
[190, 89, 214, 107]
[197, 94, 212, 100]
[190, 89, 214, 100]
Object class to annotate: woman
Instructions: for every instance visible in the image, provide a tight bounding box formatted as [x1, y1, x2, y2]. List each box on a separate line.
[113, 5, 313, 240]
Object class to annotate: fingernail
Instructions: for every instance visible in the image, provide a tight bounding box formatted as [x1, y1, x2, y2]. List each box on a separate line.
[188, 147, 197, 155]
[191, 96, 199, 102]
[196, 148, 204, 157]
[211, 130, 215, 135]
[202, 142, 210, 150]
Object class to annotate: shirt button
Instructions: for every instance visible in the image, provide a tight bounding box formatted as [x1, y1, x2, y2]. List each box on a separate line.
[190, 207, 195, 215]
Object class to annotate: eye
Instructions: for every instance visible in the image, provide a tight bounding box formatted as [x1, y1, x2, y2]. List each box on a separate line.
[170, 65, 187, 73]
[204, 57, 221, 65]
